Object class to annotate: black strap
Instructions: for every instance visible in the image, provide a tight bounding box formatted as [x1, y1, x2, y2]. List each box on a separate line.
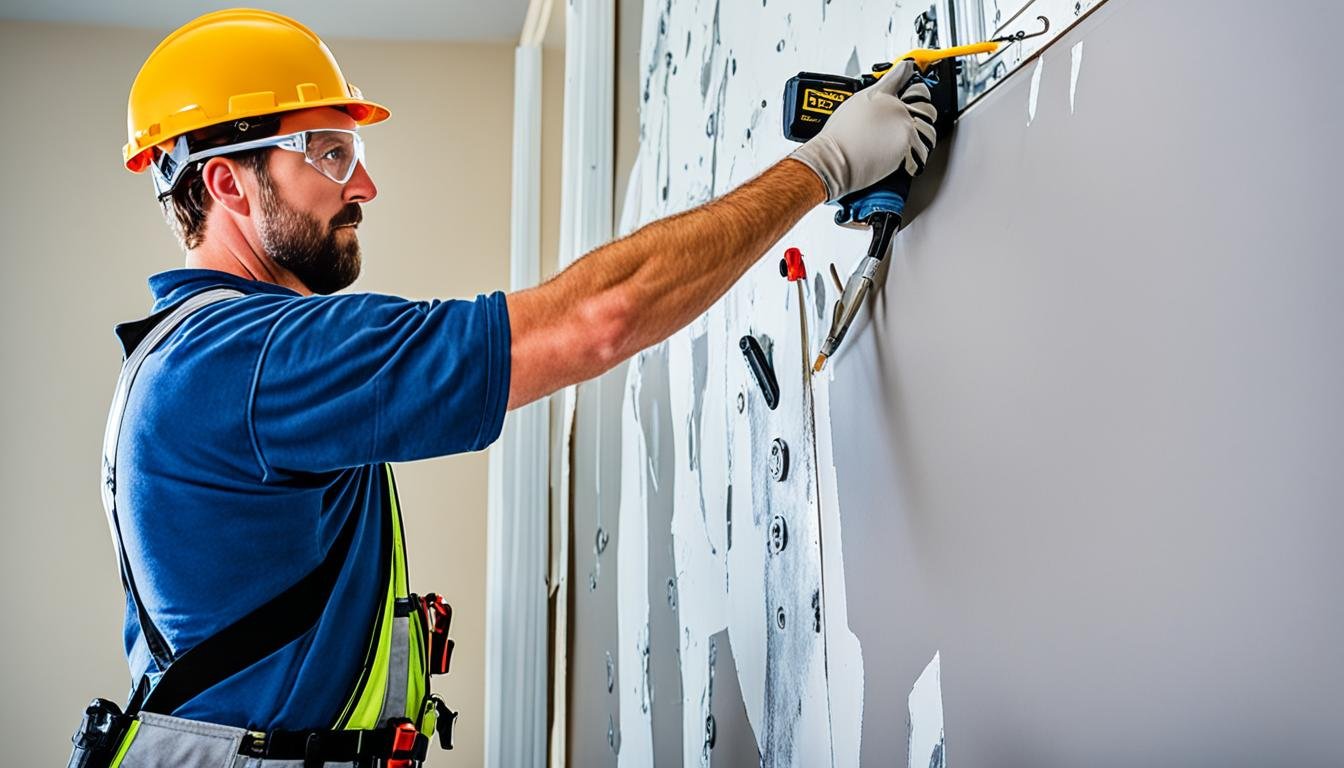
[239, 724, 429, 763]
[105, 289, 244, 676]
[135, 493, 363, 716]
[105, 287, 363, 718]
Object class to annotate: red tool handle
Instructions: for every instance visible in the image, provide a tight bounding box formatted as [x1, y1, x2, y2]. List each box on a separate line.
[780, 247, 808, 282]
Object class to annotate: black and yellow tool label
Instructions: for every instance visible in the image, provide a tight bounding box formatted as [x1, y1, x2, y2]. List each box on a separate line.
[801, 88, 851, 115]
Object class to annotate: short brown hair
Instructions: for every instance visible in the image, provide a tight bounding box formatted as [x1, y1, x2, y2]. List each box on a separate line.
[157, 115, 282, 251]
[160, 151, 269, 251]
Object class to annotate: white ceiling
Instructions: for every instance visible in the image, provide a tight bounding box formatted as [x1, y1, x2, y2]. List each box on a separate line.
[0, 0, 532, 41]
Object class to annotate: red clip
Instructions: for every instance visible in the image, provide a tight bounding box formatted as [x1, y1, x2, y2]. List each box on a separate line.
[420, 594, 455, 675]
[387, 721, 418, 768]
[779, 247, 808, 282]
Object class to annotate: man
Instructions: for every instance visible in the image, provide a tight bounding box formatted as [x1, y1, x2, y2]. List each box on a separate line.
[80, 7, 934, 765]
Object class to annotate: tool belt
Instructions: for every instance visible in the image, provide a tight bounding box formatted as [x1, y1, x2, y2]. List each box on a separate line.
[67, 590, 459, 768]
[73, 288, 460, 767]
[69, 700, 455, 768]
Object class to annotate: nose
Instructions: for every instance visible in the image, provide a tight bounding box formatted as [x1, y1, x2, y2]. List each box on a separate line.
[344, 160, 377, 204]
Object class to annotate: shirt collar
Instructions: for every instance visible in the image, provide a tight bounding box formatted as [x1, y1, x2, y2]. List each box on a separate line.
[148, 269, 300, 312]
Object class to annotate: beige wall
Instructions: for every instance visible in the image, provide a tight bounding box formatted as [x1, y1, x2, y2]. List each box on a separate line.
[0, 20, 539, 766]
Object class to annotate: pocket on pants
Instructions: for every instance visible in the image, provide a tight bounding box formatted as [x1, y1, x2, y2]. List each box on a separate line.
[116, 711, 244, 768]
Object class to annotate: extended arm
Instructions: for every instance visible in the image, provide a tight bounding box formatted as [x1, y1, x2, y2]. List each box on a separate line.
[506, 159, 823, 409]
[505, 59, 936, 410]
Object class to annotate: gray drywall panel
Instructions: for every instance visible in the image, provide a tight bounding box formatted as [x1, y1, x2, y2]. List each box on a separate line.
[830, 1, 1344, 765]
[576, 0, 1344, 764]
[567, 367, 628, 765]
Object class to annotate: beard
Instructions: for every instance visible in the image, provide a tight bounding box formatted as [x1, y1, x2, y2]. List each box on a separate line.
[254, 173, 363, 295]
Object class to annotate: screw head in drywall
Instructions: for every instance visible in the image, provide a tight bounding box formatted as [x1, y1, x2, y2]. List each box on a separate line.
[768, 515, 788, 554]
[768, 438, 789, 481]
[595, 526, 609, 554]
[705, 714, 717, 749]
[736, 391, 745, 413]
[776, 606, 787, 630]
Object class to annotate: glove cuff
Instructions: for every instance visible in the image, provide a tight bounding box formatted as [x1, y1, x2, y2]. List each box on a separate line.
[789, 135, 846, 203]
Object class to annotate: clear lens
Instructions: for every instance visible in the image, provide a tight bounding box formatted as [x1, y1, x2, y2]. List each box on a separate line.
[302, 130, 364, 184]
[152, 128, 367, 197]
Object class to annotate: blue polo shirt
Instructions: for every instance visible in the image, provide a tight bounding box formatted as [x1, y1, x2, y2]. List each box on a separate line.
[112, 269, 510, 730]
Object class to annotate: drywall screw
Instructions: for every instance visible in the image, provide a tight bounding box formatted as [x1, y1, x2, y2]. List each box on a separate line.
[705, 714, 717, 749]
[726, 492, 733, 551]
[768, 438, 789, 481]
[595, 526, 609, 554]
[768, 515, 788, 554]
[776, 606, 787, 630]
[737, 391, 745, 413]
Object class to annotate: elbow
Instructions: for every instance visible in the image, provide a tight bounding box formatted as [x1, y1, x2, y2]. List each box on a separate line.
[580, 289, 638, 374]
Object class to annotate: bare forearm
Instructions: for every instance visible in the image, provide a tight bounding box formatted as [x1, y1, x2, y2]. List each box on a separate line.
[599, 158, 824, 353]
[506, 159, 824, 408]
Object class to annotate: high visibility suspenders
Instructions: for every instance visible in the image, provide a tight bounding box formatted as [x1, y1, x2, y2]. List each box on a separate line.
[75, 288, 459, 768]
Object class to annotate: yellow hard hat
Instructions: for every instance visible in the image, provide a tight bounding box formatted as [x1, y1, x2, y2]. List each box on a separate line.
[124, 8, 389, 174]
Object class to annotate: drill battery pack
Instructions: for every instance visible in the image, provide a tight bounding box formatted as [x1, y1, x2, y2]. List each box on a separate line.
[782, 58, 960, 145]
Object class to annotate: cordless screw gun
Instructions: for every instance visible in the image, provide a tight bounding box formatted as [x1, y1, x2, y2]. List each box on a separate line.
[782, 52, 962, 371]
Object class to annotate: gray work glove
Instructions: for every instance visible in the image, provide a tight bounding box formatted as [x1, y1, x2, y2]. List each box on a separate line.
[790, 59, 938, 202]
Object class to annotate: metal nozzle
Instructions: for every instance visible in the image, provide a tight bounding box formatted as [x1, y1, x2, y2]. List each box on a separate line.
[814, 211, 903, 371]
[816, 259, 876, 369]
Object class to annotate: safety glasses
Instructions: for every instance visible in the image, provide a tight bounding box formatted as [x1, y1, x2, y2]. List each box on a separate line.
[151, 128, 366, 198]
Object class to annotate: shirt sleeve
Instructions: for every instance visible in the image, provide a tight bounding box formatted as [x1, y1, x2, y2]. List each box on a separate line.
[248, 290, 511, 476]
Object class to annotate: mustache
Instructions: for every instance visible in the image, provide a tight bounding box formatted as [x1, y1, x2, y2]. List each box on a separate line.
[331, 204, 363, 229]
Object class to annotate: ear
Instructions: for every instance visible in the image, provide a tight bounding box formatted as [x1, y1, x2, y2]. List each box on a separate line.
[200, 157, 252, 216]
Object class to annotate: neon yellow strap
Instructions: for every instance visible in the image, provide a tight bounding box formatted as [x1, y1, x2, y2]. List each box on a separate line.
[107, 719, 141, 768]
[336, 464, 428, 728]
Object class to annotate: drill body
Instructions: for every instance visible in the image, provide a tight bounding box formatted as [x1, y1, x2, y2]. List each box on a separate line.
[782, 56, 959, 369]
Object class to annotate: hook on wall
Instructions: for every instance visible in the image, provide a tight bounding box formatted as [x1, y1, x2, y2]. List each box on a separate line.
[992, 15, 1050, 44]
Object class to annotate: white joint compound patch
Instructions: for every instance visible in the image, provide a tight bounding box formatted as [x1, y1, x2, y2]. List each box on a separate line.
[1027, 58, 1044, 125]
[908, 652, 945, 768]
[1070, 41, 1084, 114]
[608, 0, 966, 763]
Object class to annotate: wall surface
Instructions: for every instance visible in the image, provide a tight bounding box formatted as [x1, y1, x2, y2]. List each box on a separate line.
[0, 20, 520, 766]
[565, 0, 1344, 765]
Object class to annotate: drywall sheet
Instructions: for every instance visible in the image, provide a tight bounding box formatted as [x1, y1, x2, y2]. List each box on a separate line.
[568, 0, 1344, 765]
